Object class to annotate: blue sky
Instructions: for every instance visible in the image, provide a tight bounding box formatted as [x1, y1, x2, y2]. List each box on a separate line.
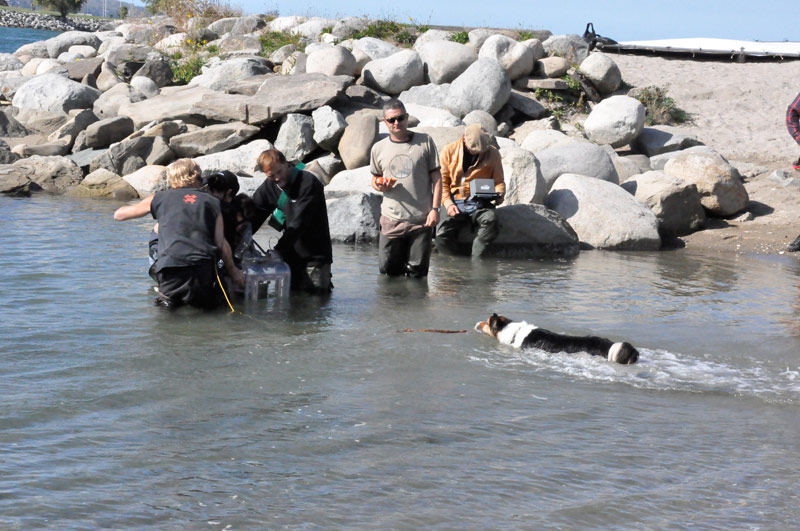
[237, 0, 797, 42]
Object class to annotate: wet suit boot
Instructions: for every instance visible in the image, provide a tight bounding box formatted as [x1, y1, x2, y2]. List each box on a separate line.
[788, 234, 800, 252]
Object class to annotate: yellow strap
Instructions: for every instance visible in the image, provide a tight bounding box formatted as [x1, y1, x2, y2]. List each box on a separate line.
[215, 268, 235, 313]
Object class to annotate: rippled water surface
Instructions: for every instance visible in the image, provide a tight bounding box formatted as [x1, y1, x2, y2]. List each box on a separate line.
[2, 196, 800, 528]
[0, 26, 60, 53]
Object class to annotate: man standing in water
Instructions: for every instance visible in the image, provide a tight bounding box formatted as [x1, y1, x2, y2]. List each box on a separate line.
[785, 93, 800, 251]
[369, 99, 442, 277]
[114, 159, 244, 308]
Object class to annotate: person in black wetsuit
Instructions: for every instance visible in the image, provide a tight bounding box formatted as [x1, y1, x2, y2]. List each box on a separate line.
[114, 159, 244, 308]
[250, 149, 333, 294]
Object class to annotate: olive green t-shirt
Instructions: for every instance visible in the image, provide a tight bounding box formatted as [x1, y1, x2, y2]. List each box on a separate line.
[369, 132, 440, 224]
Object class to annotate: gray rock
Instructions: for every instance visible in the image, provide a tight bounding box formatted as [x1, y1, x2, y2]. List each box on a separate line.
[417, 41, 477, 84]
[766, 169, 800, 187]
[352, 37, 400, 60]
[546, 173, 661, 250]
[331, 17, 368, 39]
[324, 165, 378, 199]
[93, 82, 142, 119]
[478, 34, 534, 81]
[621, 170, 706, 237]
[413, 29, 452, 49]
[208, 17, 239, 35]
[218, 35, 261, 55]
[130, 76, 159, 98]
[633, 126, 703, 157]
[22, 138, 72, 157]
[404, 103, 462, 128]
[13, 107, 67, 135]
[0, 53, 24, 72]
[312, 106, 347, 151]
[500, 144, 546, 205]
[66, 167, 138, 199]
[520, 129, 577, 153]
[344, 84, 387, 107]
[337, 113, 379, 170]
[326, 192, 382, 243]
[252, 73, 352, 120]
[398, 83, 450, 109]
[14, 41, 48, 59]
[294, 18, 336, 40]
[122, 164, 168, 197]
[132, 53, 173, 88]
[90, 136, 168, 176]
[280, 51, 307, 75]
[194, 139, 274, 177]
[0, 107, 29, 137]
[649, 145, 716, 170]
[535, 139, 619, 191]
[103, 43, 152, 67]
[0, 166, 32, 196]
[68, 147, 106, 169]
[0, 139, 20, 164]
[230, 15, 267, 36]
[508, 90, 548, 119]
[85, 116, 135, 148]
[305, 153, 344, 185]
[467, 29, 497, 51]
[578, 52, 621, 95]
[190, 57, 272, 92]
[409, 125, 465, 154]
[58, 52, 85, 63]
[274, 113, 317, 163]
[117, 85, 217, 129]
[542, 34, 589, 63]
[306, 46, 357, 77]
[663, 151, 749, 216]
[169, 121, 260, 157]
[537, 56, 570, 78]
[519, 38, 545, 61]
[64, 56, 104, 82]
[583, 95, 646, 148]
[362, 50, 425, 96]
[268, 15, 308, 32]
[12, 73, 100, 113]
[270, 44, 297, 64]
[46, 31, 100, 59]
[462, 110, 497, 134]
[0, 72, 31, 102]
[445, 58, 511, 118]
[96, 61, 123, 92]
[48, 108, 98, 148]
[12, 155, 83, 193]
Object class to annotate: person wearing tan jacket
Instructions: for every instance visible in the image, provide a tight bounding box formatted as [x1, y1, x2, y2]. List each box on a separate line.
[435, 124, 505, 258]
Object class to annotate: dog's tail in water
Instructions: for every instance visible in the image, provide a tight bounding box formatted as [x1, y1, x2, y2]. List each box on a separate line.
[608, 342, 639, 364]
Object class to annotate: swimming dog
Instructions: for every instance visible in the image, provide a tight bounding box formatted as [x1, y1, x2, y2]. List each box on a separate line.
[474, 313, 639, 364]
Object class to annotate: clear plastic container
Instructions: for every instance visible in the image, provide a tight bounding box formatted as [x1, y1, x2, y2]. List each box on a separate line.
[242, 251, 291, 303]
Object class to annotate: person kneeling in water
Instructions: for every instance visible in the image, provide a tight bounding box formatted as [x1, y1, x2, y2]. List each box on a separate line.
[114, 159, 244, 308]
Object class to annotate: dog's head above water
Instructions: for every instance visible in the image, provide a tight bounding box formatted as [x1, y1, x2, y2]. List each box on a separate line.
[474, 313, 639, 365]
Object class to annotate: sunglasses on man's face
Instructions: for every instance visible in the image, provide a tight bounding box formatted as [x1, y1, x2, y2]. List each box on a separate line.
[385, 114, 407, 124]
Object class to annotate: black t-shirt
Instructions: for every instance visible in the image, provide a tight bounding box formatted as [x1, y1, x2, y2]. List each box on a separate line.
[251, 169, 333, 266]
[150, 188, 221, 271]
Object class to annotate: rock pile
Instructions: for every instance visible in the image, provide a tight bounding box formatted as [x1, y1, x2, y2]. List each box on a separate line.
[0, 14, 751, 257]
[0, 10, 113, 32]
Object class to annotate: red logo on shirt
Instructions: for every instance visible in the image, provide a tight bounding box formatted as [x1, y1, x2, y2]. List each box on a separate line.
[183, 194, 197, 204]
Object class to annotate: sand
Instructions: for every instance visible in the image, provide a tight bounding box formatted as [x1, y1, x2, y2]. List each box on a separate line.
[601, 53, 800, 255]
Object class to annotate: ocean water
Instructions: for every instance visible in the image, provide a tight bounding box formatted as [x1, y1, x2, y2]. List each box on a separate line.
[0, 25, 60, 53]
[2, 194, 799, 528]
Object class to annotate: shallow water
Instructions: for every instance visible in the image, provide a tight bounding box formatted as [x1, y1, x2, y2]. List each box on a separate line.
[0, 26, 60, 54]
[2, 195, 799, 528]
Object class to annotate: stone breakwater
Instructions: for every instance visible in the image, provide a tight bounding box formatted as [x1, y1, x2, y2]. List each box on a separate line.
[0, 9, 111, 32]
[0, 14, 753, 258]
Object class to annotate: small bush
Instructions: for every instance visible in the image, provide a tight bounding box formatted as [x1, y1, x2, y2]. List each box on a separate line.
[171, 54, 204, 84]
[394, 30, 416, 47]
[634, 85, 691, 125]
[449, 30, 469, 44]
[517, 30, 534, 41]
[259, 30, 302, 55]
[349, 19, 402, 40]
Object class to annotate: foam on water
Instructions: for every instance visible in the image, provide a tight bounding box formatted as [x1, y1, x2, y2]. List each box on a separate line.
[469, 346, 800, 403]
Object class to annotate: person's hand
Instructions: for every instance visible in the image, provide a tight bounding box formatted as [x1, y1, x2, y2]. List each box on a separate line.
[232, 268, 245, 288]
[495, 193, 504, 206]
[425, 208, 440, 227]
[446, 204, 460, 217]
[372, 176, 396, 192]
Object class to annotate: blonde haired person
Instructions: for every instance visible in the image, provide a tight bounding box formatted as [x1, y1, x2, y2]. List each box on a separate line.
[114, 159, 244, 308]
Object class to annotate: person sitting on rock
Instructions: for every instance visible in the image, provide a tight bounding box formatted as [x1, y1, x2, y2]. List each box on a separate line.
[250, 149, 333, 294]
[435, 124, 505, 258]
[786, 92, 800, 172]
[114, 158, 244, 308]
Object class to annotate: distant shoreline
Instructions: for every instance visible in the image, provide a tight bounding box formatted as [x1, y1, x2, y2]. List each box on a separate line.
[0, 7, 111, 33]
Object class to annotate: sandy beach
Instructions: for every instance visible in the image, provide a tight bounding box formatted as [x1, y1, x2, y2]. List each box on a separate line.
[607, 53, 800, 254]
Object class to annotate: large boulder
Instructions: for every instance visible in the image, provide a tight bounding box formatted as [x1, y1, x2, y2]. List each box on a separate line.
[536, 142, 619, 191]
[650, 145, 717, 171]
[306, 46, 358, 77]
[64, 56, 104, 82]
[252, 73, 352, 120]
[500, 144, 547, 205]
[620, 171, 706, 237]
[324, 165, 378, 199]
[0, 166, 33, 196]
[361, 50, 425, 96]
[293, 17, 336, 40]
[331, 17, 368, 39]
[416, 41, 477, 85]
[117, 85, 217, 129]
[409, 125, 465, 154]
[542, 34, 589, 63]
[445, 58, 511, 118]
[230, 15, 267, 36]
[268, 15, 307, 33]
[478, 34, 535, 81]
[399, 83, 450, 109]
[46, 31, 100, 59]
[521, 129, 579, 153]
[12, 155, 83, 193]
[578, 52, 622, 95]
[189, 57, 272, 92]
[405, 103, 462, 128]
[0, 139, 20, 164]
[583, 95, 646, 148]
[0, 53, 25, 72]
[66, 168, 138, 199]
[122, 164, 168, 197]
[507, 91, 547, 120]
[84, 116, 134, 148]
[537, 56, 570, 78]
[93, 82, 143, 119]
[274, 113, 317, 164]
[130, 76, 159, 99]
[463, 110, 498, 134]
[312, 105, 347, 152]
[169, 121, 260, 157]
[352, 37, 400, 60]
[208, 17, 238, 35]
[90, 136, 173, 176]
[103, 43, 152, 67]
[338, 114, 379, 170]
[193, 139, 273, 177]
[468, 29, 497, 51]
[326, 192, 382, 243]
[12, 74, 100, 113]
[663, 151, 749, 216]
[545, 173, 661, 250]
[412, 29, 452, 49]
[633, 126, 704, 157]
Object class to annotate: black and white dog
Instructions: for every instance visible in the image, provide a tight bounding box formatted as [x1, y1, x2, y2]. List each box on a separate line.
[475, 313, 639, 365]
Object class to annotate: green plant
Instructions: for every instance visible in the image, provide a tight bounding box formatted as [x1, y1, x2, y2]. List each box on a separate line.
[517, 30, 534, 41]
[633, 85, 691, 125]
[119, 5, 127, 18]
[171, 54, 204, 84]
[321, 27, 332, 34]
[258, 30, 302, 55]
[348, 19, 402, 40]
[449, 30, 469, 44]
[205, 43, 219, 55]
[394, 30, 415, 46]
[32, 0, 86, 18]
